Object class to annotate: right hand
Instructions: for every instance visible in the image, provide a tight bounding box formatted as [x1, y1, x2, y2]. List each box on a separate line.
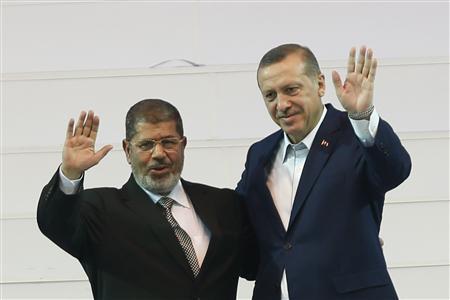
[332, 46, 377, 114]
[61, 110, 113, 180]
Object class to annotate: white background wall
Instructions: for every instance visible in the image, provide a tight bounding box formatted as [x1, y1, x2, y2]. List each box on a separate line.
[1, 1, 449, 299]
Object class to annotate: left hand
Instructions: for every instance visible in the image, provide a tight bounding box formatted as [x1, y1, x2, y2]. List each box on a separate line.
[332, 46, 377, 113]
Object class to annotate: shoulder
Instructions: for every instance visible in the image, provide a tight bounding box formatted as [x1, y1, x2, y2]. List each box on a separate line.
[324, 103, 351, 126]
[79, 187, 122, 207]
[243, 130, 284, 165]
[182, 180, 246, 219]
[182, 179, 237, 198]
[82, 186, 120, 196]
[251, 130, 283, 150]
[181, 180, 243, 211]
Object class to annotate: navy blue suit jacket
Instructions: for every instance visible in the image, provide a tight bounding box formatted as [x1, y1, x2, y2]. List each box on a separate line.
[236, 104, 411, 300]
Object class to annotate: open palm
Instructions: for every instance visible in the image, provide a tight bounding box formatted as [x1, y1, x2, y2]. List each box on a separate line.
[332, 46, 377, 113]
[61, 111, 113, 179]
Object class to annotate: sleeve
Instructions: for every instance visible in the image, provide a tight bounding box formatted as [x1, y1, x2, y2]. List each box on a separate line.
[349, 108, 380, 147]
[235, 144, 253, 197]
[59, 166, 83, 195]
[237, 192, 259, 281]
[37, 168, 102, 261]
[235, 147, 259, 280]
[361, 118, 412, 194]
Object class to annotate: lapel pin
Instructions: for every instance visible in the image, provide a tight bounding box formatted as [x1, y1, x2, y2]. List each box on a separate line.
[320, 139, 329, 147]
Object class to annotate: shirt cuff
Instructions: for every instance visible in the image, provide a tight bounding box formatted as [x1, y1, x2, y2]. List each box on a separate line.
[349, 108, 380, 147]
[59, 166, 83, 195]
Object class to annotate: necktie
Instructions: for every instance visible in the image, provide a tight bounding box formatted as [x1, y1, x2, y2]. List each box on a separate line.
[159, 197, 200, 277]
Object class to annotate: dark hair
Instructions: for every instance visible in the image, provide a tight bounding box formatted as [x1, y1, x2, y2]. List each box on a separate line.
[257, 43, 321, 80]
[125, 99, 184, 140]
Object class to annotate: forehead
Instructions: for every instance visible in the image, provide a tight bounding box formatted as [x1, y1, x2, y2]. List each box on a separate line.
[133, 121, 179, 139]
[258, 54, 309, 90]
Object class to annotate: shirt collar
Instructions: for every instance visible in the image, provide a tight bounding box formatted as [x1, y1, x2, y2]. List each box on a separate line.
[134, 176, 190, 208]
[281, 105, 327, 162]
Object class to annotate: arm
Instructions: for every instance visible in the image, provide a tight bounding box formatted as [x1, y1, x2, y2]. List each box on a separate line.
[238, 193, 259, 280]
[236, 147, 259, 280]
[236, 143, 253, 197]
[363, 118, 411, 192]
[37, 111, 113, 258]
[332, 47, 411, 192]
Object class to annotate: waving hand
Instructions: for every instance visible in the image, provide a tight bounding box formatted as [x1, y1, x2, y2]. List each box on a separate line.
[61, 111, 113, 180]
[332, 46, 377, 114]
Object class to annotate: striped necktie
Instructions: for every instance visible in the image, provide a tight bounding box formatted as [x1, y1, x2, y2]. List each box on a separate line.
[159, 197, 200, 277]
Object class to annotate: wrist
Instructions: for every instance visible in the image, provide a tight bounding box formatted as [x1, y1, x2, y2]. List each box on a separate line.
[60, 164, 82, 180]
[348, 104, 375, 120]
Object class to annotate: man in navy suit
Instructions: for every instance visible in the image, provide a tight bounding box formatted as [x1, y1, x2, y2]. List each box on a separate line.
[236, 44, 411, 299]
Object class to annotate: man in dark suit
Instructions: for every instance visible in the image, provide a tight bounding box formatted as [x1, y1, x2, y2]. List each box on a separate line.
[38, 99, 257, 299]
[236, 44, 411, 299]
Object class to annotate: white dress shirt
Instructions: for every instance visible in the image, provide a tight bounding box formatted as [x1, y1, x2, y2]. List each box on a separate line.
[58, 171, 211, 267]
[266, 106, 380, 300]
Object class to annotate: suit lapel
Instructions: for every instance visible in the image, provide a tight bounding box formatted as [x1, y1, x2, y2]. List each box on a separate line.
[288, 105, 343, 230]
[120, 175, 193, 276]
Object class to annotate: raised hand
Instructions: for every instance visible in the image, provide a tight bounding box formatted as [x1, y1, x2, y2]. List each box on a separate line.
[61, 111, 113, 180]
[332, 46, 377, 114]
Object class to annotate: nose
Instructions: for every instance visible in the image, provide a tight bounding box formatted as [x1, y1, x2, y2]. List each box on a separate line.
[276, 94, 291, 114]
[151, 142, 167, 159]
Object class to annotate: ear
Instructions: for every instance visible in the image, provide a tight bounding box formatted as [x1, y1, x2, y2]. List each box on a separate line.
[122, 139, 131, 164]
[181, 137, 187, 149]
[317, 73, 326, 97]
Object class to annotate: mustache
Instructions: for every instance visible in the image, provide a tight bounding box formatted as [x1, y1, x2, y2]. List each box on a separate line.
[276, 112, 289, 118]
[147, 161, 171, 169]
[276, 110, 302, 119]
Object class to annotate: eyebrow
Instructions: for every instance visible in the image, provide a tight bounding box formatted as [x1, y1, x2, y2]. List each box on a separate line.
[136, 135, 179, 142]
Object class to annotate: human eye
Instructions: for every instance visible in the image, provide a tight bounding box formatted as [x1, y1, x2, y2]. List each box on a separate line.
[137, 140, 155, 151]
[161, 138, 178, 149]
[286, 86, 299, 95]
[264, 91, 276, 102]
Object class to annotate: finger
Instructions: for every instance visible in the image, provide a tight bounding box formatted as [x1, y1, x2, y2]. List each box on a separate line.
[90, 115, 100, 142]
[82, 110, 94, 137]
[74, 111, 87, 136]
[347, 47, 356, 73]
[368, 58, 377, 83]
[66, 118, 75, 140]
[362, 48, 373, 78]
[355, 46, 367, 74]
[331, 70, 343, 99]
[93, 145, 113, 164]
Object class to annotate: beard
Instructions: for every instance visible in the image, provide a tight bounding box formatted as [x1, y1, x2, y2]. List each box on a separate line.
[131, 157, 183, 195]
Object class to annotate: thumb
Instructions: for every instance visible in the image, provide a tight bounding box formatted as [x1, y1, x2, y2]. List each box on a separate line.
[331, 70, 343, 98]
[93, 145, 113, 164]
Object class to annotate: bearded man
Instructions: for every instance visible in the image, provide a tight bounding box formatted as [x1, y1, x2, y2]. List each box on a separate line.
[37, 99, 257, 300]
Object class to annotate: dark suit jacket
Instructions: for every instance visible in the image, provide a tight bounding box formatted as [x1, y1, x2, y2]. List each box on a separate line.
[38, 171, 257, 300]
[236, 104, 412, 300]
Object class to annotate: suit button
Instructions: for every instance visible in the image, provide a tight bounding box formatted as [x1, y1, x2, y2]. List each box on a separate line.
[284, 242, 292, 250]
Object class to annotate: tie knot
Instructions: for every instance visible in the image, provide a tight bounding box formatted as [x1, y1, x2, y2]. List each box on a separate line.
[159, 197, 174, 210]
